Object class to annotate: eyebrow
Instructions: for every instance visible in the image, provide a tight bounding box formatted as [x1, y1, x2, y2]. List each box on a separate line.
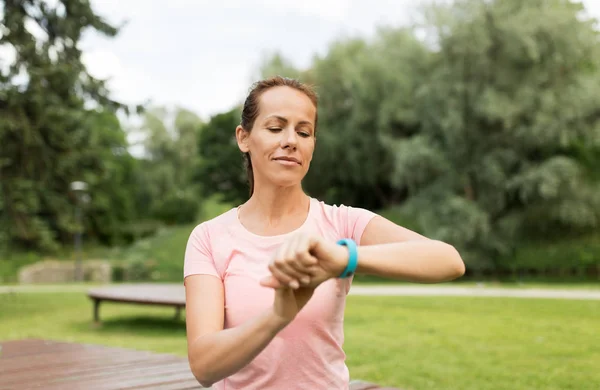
[265, 115, 313, 127]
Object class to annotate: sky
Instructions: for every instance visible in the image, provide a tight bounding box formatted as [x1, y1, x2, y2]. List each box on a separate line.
[2, 0, 599, 125]
[78, 0, 600, 123]
[79, 0, 430, 122]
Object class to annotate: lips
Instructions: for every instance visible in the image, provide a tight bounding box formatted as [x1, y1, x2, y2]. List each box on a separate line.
[273, 156, 301, 165]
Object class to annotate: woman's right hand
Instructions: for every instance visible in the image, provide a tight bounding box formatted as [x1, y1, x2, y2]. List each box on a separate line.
[271, 285, 315, 326]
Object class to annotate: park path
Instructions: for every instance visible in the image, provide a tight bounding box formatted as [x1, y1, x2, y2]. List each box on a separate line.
[348, 285, 600, 300]
[1, 283, 600, 300]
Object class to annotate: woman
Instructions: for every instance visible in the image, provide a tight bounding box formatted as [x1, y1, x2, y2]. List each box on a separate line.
[184, 76, 465, 390]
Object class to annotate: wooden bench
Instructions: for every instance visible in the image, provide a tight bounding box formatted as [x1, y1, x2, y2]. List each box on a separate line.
[0, 339, 401, 389]
[87, 284, 185, 324]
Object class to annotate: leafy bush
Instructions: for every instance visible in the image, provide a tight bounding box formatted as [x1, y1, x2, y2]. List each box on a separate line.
[117, 220, 163, 244]
[153, 191, 201, 225]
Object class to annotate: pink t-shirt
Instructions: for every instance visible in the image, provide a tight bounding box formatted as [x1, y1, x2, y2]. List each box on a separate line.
[183, 197, 376, 390]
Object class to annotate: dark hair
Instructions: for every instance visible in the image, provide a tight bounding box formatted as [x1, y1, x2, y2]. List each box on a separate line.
[240, 76, 318, 196]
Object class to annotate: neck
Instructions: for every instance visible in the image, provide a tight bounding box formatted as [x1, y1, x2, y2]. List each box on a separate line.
[244, 184, 309, 223]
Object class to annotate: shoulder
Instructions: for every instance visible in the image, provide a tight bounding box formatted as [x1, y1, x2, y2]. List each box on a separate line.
[311, 197, 376, 220]
[184, 209, 240, 279]
[188, 207, 238, 242]
[310, 198, 377, 241]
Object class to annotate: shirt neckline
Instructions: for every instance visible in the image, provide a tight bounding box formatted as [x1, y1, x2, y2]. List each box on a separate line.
[231, 197, 316, 241]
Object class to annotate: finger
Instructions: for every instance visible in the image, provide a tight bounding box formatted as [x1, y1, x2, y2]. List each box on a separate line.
[294, 234, 319, 266]
[272, 256, 306, 287]
[273, 236, 311, 283]
[269, 263, 300, 289]
[291, 251, 318, 273]
[288, 254, 318, 286]
[283, 234, 315, 274]
[285, 265, 310, 286]
[271, 239, 302, 288]
[290, 235, 320, 285]
[260, 274, 283, 289]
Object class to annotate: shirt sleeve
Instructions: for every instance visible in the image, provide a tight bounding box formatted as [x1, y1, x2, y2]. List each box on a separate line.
[338, 204, 377, 245]
[183, 222, 220, 280]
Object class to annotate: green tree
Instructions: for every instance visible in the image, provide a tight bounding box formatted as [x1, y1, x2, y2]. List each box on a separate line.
[81, 111, 140, 245]
[304, 30, 430, 210]
[190, 0, 600, 274]
[0, 0, 139, 251]
[394, 0, 600, 267]
[195, 107, 247, 205]
[134, 106, 203, 224]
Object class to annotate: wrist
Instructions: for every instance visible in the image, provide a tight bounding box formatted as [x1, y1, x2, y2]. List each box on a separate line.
[266, 308, 292, 333]
[332, 244, 349, 276]
[354, 245, 378, 275]
[336, 238, 359, 278]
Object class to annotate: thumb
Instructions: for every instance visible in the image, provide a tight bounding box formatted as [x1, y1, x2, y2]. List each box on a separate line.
[260, 275, 283, 289]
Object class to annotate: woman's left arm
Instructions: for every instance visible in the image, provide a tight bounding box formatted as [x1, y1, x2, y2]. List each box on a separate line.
[354, 215, 465, 283]
[261, 215, 466, 290]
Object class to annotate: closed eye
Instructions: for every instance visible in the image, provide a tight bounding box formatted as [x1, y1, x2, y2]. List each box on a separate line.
[268, 127, 311, 138]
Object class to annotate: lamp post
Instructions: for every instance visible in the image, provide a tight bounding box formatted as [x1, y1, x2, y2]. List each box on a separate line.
[70, 181, 88, 282]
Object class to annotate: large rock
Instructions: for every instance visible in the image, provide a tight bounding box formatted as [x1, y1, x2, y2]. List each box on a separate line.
[18, 259, 111, 284]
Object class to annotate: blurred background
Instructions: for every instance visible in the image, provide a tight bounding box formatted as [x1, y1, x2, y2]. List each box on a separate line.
[1, 0, 599, 284]
[1, 1, 599, 389]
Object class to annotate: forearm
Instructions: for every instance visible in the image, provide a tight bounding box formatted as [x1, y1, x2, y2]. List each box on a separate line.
[189, 308, 288, 387]
[356, 240, 465, 283]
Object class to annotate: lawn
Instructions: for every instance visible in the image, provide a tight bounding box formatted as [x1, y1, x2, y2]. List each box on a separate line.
[1, 292, 598, 390]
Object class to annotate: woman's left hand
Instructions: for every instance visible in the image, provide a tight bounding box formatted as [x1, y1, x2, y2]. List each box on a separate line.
[260, 233, 350, 289]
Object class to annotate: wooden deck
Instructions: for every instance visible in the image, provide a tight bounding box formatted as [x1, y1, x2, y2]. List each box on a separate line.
[0, 339, 204, 390]
[0, 339, 401, 389]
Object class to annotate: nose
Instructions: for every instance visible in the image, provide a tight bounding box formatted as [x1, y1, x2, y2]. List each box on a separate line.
[280, 127, 298, 150]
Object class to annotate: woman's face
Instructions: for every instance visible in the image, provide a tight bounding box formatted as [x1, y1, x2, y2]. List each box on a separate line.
[237, 86, 317, 189]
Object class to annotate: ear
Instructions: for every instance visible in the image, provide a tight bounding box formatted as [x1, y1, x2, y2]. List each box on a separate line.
[235, 125, 250, 153]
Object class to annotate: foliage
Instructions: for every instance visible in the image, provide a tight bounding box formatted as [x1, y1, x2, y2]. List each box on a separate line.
[399, 0, 600, 266]
[0, 0, 141, 251]
[2, 0, 600, 275]
[132, 106, 204, 224]
[195, 107, 248, 205]
[197, 0, 600, 270]
[303, 29, 432, 209]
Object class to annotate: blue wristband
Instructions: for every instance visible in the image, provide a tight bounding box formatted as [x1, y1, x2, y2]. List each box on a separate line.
[337, 238, 358, 278]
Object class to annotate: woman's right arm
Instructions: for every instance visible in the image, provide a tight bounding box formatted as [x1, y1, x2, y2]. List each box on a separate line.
[184, 274, 291, 388]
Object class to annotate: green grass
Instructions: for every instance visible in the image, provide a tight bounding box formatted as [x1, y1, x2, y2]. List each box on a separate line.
[345, 296, 600, 390]
[0, 292, 187, 355]
[1, 292, 598, 389]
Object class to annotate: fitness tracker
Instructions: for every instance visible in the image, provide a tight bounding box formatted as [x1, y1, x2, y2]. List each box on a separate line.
[336, 238, 358, 278]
